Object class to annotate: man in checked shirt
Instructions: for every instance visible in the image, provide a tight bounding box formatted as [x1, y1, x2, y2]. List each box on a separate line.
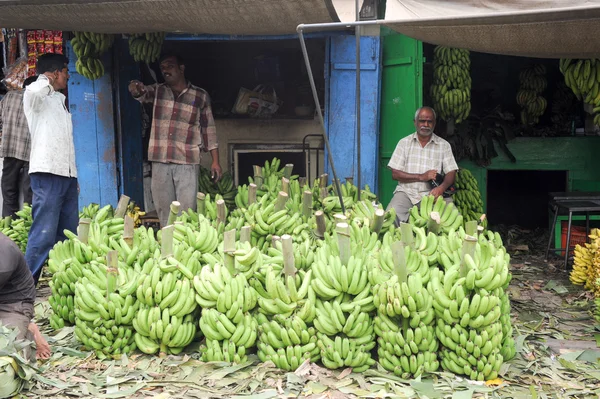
[129, 54, 222, 227]
[386, 107, 458, 225]
[0, 76, 37, 218]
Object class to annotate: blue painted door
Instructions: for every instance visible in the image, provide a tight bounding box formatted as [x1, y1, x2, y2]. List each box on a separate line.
[66, 42, 119, 208]
[113, 39, 144, 207]
[325, 35, 382, 193]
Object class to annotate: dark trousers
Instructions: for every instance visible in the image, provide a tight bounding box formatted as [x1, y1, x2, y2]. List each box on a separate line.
[1, 157, 33, 217]
[25, 173, 78, 284]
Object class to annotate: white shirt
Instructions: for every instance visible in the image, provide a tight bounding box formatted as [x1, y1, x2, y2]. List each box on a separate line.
[388, 132, 458, 204]
[23, 75, 77, 178]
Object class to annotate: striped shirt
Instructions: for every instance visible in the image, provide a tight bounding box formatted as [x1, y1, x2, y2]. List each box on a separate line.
[0, 90, 31, 161]
[388, 132, 458, 204]
[136, 82, 218, 164]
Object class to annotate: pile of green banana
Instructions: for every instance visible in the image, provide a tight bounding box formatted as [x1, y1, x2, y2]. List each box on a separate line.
[71, 32, 114, 80]
[255, 239, 316, 278]
[430, 230, 513, 381]
[73, 264, 139, 359]
[373, 272, 438, 378]
[311, 236, 376, 371]
[128, 32, 165, 64]
[194, 263, 258, 362]
[516, 65, 547, 125]
[257, 314, 320, 370]
[560, 58, 600, 126]
[408, 195, 464, 234]
[376, 235, 431, 283]
[430, 46, 472, 124]
[350, 199, 396, 236]
[171, 215, 219, 254]
[47, 215, 125, 329]
[133, 241, 201, 355]
[198, 167, 237, 209]
[595, 298, 600, 324]
[453, 169, 485, 225]
[0, 204, 32, 252]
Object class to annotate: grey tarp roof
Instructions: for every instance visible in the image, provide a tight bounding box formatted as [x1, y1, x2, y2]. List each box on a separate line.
[0, 0, 339, 35]
[1, 0, 600, 58]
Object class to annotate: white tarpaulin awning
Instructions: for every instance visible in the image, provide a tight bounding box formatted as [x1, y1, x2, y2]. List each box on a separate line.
[332, 0, 600, 59]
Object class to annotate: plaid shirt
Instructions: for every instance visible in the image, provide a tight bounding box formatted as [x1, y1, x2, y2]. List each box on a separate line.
[136, 82, 218, 164]
[388, 132, 458, 204]
[0, 90, 30, 161]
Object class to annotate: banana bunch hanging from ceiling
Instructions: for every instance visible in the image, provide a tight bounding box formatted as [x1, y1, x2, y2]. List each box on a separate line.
[560, 58, 600, 126]
[516, 64, 547, 126]
[430, 46, 472, 125]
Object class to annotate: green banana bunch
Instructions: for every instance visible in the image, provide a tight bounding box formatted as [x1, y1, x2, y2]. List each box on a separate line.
[79, 203, 100, 219]
[517, 65, 547, 125]
[0, 204, 32, 252]
[134, 314, 197, 355]
[429, 229, 513, 381]
[594, 297, 600, 324]
[374, 313, 439, 378]
[200, 338, 249, 363]
[560, 58, 600, 126]
[430, 46, 471, 124]
[198, 167, 237, 209]
[317, 332, 376, 372]
[257, 313, 320, 370]
[409, 195, 464, 234]
[350, 199, 396, 236]
[371, 238, 431, 285]
[73, 269, 139, 359]
[71, 32, 113, 80]
[453, 169, 485, 226]
[499, 292, 516, 361]
[170, 215, 219, 254]
[252, 267, 315, 319]
[128, 32, 165, 63]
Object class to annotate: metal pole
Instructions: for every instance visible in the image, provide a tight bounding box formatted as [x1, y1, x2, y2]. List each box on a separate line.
[355, 0, 362, 201]
[298, 30, 346, 213]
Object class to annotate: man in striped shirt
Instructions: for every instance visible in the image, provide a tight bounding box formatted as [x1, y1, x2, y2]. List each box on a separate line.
[0, 76, 37, 217]
[386, 107, 458, 224]
[129, 54, 222, 227]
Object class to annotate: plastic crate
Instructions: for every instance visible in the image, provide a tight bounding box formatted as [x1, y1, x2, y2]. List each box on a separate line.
[560, 222, 588, 257]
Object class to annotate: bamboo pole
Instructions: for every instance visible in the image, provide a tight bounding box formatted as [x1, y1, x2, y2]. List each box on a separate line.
[392, 241, 407, 283]
[114, 195, 130, 218]
[223, 229, 236, 275]
[197, 193, 206, 216]
[106, 250, 119, 297]
[319, 173, 328, 188]
[161, 225, 174, 258]
[284, 164, 294, 179]
[461, 235, 478, 278]
[248, 183, 257, 205]
[167, 201, 180, 226]
[371, 209, 384, 234]
[320, 187, 329, 200]
[281, 234, 296, 276]
[427, 211, 441, 235]
[253, 165, 263, 188]
[281, 177, 290, 195]
[78, 218, 91, 244]
[275, 191, 289, 212]
[272, 235, 281, 247]
[400, 222, 414, 248]
[216, 199, 226, 225]
[302, 190, 313, 219]
[315, 210, 326, 238]
[336, 223, 351, 266]
[240, 226, 251, 243]
[465, 220, 478, 237]
[123, 215, 135, 247]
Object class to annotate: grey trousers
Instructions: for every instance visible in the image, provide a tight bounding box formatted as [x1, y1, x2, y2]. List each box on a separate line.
[151, 162, 199, 227]
[0, 301, 34, 339]
[386, 191, 453, 226]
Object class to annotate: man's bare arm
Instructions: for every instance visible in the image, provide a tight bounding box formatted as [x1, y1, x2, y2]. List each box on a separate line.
[391, 168, 437, 183]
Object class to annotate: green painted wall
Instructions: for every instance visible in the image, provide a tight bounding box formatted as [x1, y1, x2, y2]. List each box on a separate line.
[459, 137, 600, 211]
[378, 29, 423, 206]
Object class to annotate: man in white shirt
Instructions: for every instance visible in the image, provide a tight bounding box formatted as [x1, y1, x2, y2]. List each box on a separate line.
[386, 107, 458, 224]
[23, 53, 78, 285]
